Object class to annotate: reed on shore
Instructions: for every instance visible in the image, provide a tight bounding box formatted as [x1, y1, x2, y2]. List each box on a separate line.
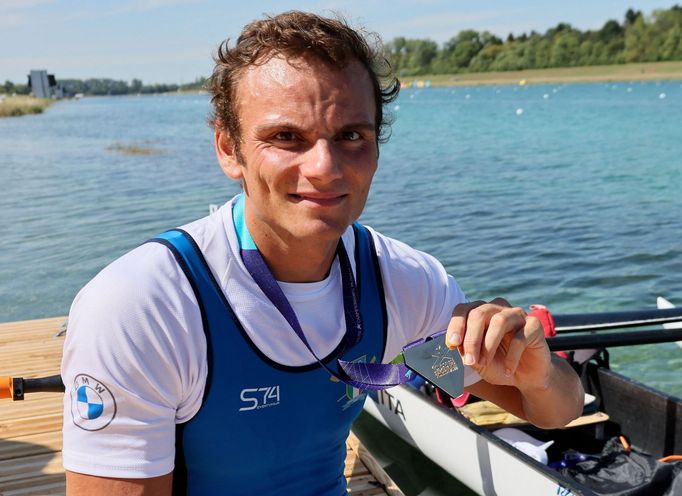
[0, 95, 52, 117]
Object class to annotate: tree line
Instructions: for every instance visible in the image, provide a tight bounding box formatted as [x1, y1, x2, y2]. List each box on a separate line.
[3, 5, 682, 96]
[385, 6, 682, 76]
[1, 77, 206, 97]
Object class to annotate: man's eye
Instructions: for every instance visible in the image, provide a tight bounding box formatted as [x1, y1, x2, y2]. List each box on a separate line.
[274, 131, 295, 141]
[341, 131, 361, 141]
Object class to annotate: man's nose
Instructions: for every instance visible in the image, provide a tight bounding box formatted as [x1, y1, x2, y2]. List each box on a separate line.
[300, 139, 343, 182]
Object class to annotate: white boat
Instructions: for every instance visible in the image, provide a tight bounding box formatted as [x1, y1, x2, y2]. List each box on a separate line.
[363, 304, 682, 496]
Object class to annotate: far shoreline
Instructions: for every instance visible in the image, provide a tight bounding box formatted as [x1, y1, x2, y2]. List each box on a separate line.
[403, 61, 682, 87]
[4, 61, 681, 109]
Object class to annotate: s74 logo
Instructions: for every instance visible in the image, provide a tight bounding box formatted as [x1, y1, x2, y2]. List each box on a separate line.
[239, 386, 281, 411]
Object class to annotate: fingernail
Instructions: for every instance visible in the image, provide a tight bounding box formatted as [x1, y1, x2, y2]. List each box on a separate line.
[463, 353, 475, 365]
[504, 368, 512, 377]
[448, 334, 460, 348]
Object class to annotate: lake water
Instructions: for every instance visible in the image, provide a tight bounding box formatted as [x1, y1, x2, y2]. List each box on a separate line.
[1, 83, 681, 403]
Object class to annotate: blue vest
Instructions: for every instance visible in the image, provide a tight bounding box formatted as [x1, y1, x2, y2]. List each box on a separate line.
[152, 223, 387, 495]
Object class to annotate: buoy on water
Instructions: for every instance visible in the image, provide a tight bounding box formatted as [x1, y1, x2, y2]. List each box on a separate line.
[516, 108, 524, 115]
[659, 93, 667, 99]
[543, 94, 549, 99]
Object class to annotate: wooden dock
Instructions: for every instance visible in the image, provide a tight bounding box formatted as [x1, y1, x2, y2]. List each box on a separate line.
[0, 317, 403, 495]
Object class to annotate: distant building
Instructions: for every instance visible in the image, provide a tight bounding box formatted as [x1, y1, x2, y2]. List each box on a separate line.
[27, 70, 63, 99]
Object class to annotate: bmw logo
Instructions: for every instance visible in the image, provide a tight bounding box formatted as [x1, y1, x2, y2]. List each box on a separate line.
[70, 374, 116, 431]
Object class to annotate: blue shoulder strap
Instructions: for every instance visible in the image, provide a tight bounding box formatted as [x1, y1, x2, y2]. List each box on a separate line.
[151, 229, 224, 337]
[352, 222, 388, 363]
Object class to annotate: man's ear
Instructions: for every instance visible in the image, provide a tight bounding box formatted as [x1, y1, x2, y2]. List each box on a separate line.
[215, 130, 243, 180]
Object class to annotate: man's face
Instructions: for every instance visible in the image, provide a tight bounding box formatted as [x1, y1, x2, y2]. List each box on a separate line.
[217, 54, 378, 247]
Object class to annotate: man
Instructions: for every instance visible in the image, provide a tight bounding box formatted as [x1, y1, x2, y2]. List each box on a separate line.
[62, 11, 583, 495]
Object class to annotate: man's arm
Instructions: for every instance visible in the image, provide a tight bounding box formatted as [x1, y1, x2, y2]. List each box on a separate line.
[66, 471, 172, 496]
[447, 299, 584, 429]
[61, 244, 203, 493]
[465, 354, 584, 428]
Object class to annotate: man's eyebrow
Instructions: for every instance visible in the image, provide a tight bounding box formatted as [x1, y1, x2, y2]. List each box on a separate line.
[340, 122, 376, 133]
[254, 122, 303, 134]
[254, 121, 377, 135]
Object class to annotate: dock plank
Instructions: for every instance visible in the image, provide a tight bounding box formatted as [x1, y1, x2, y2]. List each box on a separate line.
[0, 431, 62, 461]
[0, 317, 403, 495]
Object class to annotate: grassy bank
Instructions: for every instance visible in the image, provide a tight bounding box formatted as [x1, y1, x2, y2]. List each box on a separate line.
[107, 141, 161, 156]
[408, 61, 682, 87]
[0, 96, 52, 117]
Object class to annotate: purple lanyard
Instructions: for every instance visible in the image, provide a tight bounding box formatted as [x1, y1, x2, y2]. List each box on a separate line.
[233, 195, 410, 390]
[239, 242, 363, 361]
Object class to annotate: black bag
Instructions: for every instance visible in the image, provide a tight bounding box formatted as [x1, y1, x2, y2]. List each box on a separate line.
[560, 437, 682, 495]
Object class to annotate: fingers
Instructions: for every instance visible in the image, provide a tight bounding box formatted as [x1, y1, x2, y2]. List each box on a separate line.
[462, 305, 524, 367]
[501, 315, 545, 377]
[446, 298, 528, 368]
[459, 303, 489, 366]
[501, 329, 528, 378]
[446, 299, 551, 388]
[446, 300, 485, 349]
[481, 307, 526, 367]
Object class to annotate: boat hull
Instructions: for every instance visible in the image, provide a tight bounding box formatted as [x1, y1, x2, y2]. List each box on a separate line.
[364, 386, 584, 496]
[363, 362, 682, 496]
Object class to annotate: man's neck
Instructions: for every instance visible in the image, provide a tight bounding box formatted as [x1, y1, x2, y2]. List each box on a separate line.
[241, 214, 339, 283]
[255, 234, 338, 283]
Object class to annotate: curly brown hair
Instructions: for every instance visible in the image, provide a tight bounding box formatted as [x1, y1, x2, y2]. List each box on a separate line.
[207, 11, 400, 157]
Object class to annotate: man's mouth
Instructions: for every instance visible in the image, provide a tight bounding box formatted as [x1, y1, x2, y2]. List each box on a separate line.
[290, 192, 347, 206]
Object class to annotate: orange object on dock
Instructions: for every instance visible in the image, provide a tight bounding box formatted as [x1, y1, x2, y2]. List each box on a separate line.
[0, 376, 13, 400]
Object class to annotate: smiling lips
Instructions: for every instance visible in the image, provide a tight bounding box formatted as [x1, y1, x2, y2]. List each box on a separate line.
[290, 192, 347, 207]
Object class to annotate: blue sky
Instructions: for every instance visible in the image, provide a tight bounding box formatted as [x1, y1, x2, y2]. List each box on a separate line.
[1, 0, 677, 84]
